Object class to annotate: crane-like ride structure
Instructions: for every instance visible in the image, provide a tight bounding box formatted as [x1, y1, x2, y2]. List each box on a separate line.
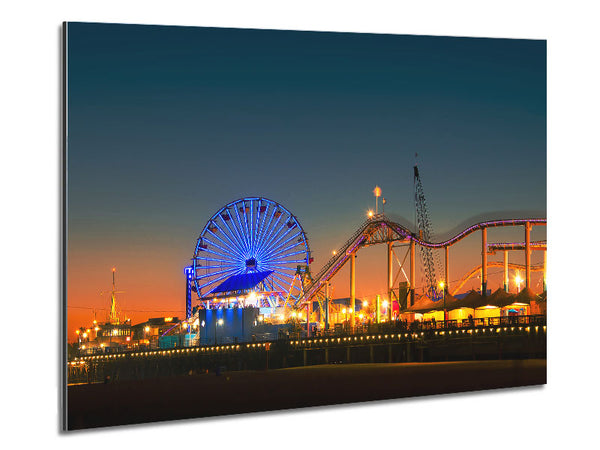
[413, 160, 443, 301]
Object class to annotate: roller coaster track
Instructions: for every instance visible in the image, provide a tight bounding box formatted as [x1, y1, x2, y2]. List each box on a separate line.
[295, 215, 546, 307]
[451, 262, 544, 296]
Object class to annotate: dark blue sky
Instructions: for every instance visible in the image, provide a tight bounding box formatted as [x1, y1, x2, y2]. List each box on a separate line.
[67, 23, 546, 320]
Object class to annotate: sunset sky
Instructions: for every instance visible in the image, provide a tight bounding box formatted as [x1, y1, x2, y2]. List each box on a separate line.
[66, 23, 546, 339]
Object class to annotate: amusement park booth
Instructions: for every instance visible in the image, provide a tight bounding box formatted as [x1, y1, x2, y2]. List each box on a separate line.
[400, 296, 430, 322]
[447, 306, 473, 324]
[447, 290, 497, 321]
[498, 287, 539, 317]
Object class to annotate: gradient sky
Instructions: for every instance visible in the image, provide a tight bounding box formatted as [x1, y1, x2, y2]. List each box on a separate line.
[66, 23, 546, 338]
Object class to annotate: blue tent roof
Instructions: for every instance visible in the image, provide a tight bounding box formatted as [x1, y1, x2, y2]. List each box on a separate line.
[454, 289, 491, 300]
[208, 270, 274, 294]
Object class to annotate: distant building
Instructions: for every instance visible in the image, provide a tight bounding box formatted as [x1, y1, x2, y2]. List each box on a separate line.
[76, 319, 132, 354]
[76, 317, 179, 355]
[131, 317, 179, 350]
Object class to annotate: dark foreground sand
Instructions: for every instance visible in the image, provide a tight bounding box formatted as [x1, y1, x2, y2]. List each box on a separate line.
[67, 359, 546, 430]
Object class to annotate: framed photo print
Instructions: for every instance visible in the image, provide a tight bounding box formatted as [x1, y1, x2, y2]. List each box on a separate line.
[63, 22, 546, 430]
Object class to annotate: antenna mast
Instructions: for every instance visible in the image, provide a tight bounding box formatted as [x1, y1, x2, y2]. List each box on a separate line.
[110, 267, 119, 324]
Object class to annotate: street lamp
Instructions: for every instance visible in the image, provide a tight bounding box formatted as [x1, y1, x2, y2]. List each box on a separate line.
[143, 325, 151, 349]
[215, 318, 224, 345]
[439, 281, 446, 324]
[382, 300, 389, 323]
[515, 273, 523, 293]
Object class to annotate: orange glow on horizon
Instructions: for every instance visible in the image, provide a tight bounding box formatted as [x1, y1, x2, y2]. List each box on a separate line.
[67, 221, 545, 342]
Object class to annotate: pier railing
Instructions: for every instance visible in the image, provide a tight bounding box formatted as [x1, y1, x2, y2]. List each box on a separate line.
[308, 314, 546, 338]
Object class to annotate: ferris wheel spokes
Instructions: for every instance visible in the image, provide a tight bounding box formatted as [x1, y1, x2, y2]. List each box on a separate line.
[253, 200, 270, 254]
[217, 211, 249, 257]
[195, 245, 238, 262]
[260, 240, 304, 263]
[206, 223, 246, 259]
[255, 209, 286, 258]
[202, 235, 245, 261]
[254, 205, 278, 254]
[259, 214, 293, 253]
[258, 229, 302, 261]
[232, 206, 251, 257]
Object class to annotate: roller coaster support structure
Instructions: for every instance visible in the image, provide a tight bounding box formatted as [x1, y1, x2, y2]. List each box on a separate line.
[504, 250, 509, 292]
[387, 242, 393, 310]
[306, 302, 311, 337]
[410, 238, 416, 307]
[482, 228, 488, 296]
[526, 221, 531, 289]
[325, 282, 330, 331]
[543, 249, 547, 291]
[445, 246, 450, 296]
[350, 253, 356, 332]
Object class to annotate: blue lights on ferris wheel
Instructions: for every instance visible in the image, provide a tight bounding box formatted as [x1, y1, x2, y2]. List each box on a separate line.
[192, 197, 311, 303]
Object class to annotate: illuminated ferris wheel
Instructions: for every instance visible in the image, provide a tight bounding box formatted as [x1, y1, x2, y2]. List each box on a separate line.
[192, 197, 312, 305]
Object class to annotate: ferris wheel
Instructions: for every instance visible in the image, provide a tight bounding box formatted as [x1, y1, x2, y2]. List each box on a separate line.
[192, 197, 312, 305]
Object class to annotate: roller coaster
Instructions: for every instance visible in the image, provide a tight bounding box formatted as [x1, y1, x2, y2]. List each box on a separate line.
[295, 215, 546, 328]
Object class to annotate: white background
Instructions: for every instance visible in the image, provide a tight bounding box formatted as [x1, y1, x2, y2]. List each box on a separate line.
[1, 0, 598, 447]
